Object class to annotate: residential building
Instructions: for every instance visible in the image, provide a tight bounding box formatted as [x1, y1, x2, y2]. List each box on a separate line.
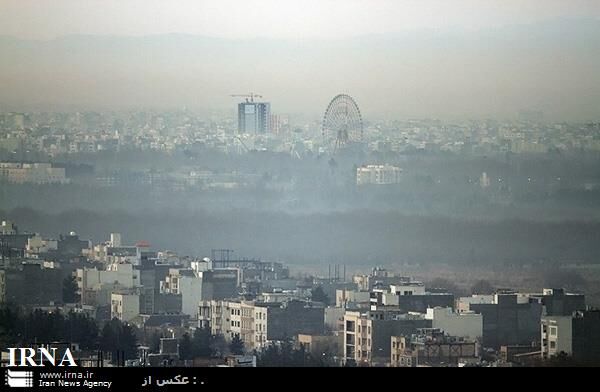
[534, 288, 586, 316]
[343, 309, 430, 366]
[162, 268, 238, 317]
[111, 291, 140, 322]
[425, 307, 483, 340]
[298, 334, 343, 358]
[370, 290, 454, 313]
[0, 162, 68, 184]
[26, 234, 58, 256]
[459, 292, 543, 348]
[238, 102, 271, 134]
[0, 263, 63, 305]
[541, 309, 600, 363]
[199, 299, 324, 351]
[391, 328, 479, 367]
[336, 289, 371, 308]
[356, 164, 402, 185]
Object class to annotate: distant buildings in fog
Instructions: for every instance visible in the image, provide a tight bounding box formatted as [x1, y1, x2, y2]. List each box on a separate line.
[0, 162, 68, 184]
[356, 164, 402, 186]
[238, 101, 271, 134]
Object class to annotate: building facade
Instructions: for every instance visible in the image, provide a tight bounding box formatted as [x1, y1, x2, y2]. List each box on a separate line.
[0, 162, 68, 184]
[343, 310, 430, 366]
[238, 102, 271, 134]
[199, 299, 325, 351]
[425, 307, 483, 341]
[460, 293, 543, 349]
[391, 329, 479, 367]
[356, 164, 402, 185]
[541, 310, 600, 363]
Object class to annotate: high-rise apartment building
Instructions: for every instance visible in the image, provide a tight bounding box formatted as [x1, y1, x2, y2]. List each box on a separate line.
[238, 102, 271, 134]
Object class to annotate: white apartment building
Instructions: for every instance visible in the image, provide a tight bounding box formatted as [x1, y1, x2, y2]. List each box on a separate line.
[541, 316, 573, 358]
[199, 299, 324, 352]
[390, 282, 426, 296]
[456, 294, 495, 312]
[356, 164, 402, 185]
[162, 269, 238, 318]
[336, 289, 371, 308]
[77, 263, 139, 292]
[26, 234, 58, 255]
[425, 307, 483, 340]
[199, 300, 268, 350]
[0, 162, 68, 184]
[111, 291, 140, 322]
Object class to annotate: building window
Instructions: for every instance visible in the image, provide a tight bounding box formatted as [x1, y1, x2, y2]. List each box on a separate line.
[550, 327, 557, 337]
[550, 341, 556, 349]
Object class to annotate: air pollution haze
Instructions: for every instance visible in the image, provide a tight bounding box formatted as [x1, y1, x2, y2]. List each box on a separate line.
[0, 13, 599, 119]
[2, 0, 600, 372]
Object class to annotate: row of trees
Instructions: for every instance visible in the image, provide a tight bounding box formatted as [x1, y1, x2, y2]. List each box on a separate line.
[99, 318, 138, 360]
[177, 329, 244, 360]
[0, 305, 137, 361]
[0, 305, 98, 349]
[1, 305, 252, 365]
[255, 341, 336, 367]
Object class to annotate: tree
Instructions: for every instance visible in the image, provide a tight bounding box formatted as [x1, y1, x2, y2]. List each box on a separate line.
[67, 311, 98, 350]
[120, 323, 138, 360]
[191, 328, 211, 358]
[99, 318, 138, 363]
[62, 275, 80, 303]
[100, 322, 117, 353]
[311, 286, 330, 305]
[179, 333, 192, 360]
[471, 280, 495, 295]
[210, 333, 227, 357]
[149, 331, 162, 353]
[256, 341, 334, 367]
[0, 305, 19, 347]
[229, 334, 245, 355]
[0, 305, 99, 351]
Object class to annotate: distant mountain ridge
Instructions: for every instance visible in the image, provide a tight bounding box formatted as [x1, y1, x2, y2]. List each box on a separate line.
[1, 18, 599, 120]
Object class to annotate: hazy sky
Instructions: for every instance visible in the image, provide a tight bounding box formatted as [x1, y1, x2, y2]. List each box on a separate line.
[1, 0, 599, 39]
[1, 1, 599, 120]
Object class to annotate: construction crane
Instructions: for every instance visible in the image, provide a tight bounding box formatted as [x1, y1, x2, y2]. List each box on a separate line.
[230, 92, 263, 103]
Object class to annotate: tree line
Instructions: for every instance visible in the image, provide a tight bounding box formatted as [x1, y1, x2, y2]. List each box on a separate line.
[0, 305, 137, 362]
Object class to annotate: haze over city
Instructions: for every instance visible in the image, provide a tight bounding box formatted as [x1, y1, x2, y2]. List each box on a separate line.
[1, 1, 600, 119]
[1, 1, 600, 374]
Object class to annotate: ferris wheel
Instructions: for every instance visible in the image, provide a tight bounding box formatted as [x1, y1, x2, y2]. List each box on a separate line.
[322, 94, 363, 152]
